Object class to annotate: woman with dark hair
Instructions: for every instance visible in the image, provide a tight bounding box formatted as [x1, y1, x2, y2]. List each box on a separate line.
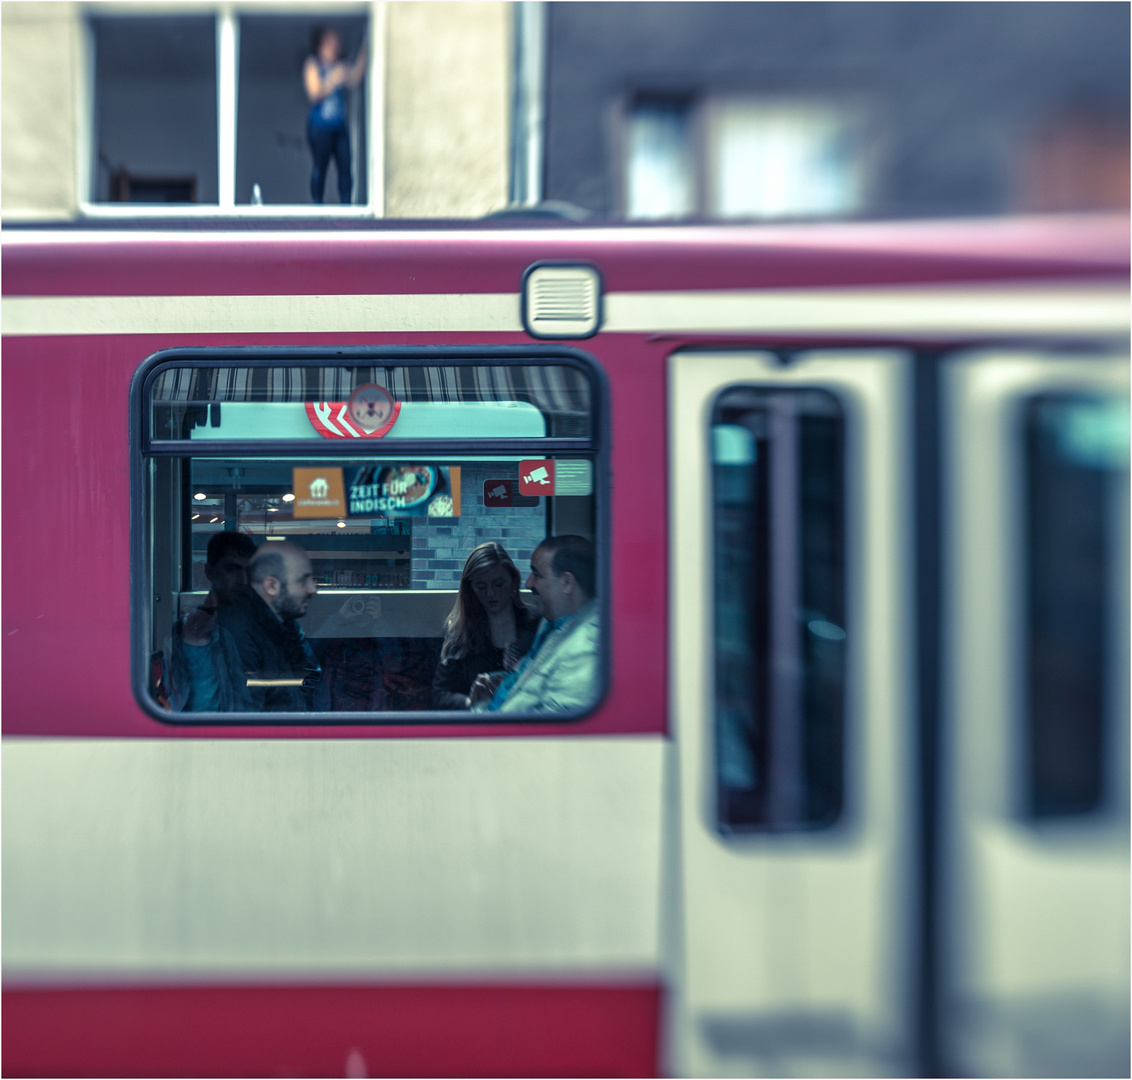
[303, 25, 366, 204]
[432, 543, 539, 710]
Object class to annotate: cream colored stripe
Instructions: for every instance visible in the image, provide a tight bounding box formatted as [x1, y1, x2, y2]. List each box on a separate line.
[1, 285, 1126, 338]
[0, 293, 521, 336]
[607, 285, 1130, 335]
[2, 737, 665, 979]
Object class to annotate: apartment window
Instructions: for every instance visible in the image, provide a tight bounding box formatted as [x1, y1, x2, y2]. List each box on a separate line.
[89, 9, 372, 212]
[708, 99, 872, 219]
[92, 16, 218, 204]
[625, 95, 696, 219]
[623, 95, 875, 220]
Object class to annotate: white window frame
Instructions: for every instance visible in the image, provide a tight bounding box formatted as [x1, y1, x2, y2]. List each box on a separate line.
[78, 1, 385, 218]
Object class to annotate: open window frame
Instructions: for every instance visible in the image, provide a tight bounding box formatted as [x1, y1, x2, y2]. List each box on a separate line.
[79, 2, 384, 219]
[129, 345, 610, 727]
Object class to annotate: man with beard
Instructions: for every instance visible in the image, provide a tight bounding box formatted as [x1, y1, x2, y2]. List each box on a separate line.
[218, 540, 322, 712]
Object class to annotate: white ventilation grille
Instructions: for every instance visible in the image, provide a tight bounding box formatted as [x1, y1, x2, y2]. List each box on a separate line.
[523, 265, 602, 338]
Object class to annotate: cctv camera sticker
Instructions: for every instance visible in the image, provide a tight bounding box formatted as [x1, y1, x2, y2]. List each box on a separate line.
[519, 459, 555, 497]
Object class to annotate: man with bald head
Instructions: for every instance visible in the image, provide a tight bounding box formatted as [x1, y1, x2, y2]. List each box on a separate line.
[218, 540, 322, 711]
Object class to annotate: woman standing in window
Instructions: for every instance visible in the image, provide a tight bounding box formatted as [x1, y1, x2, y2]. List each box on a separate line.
[303, 26, 366, 204]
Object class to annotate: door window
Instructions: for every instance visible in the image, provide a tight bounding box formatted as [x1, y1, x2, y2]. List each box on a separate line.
[1024, 393, 1129, 816]
[711, 387, 846, 831]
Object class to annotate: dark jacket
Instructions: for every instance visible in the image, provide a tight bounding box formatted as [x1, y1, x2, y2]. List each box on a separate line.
[217, 587, 322, 712]
[432, 609, 538, 709]
[166, 613, 250, 713]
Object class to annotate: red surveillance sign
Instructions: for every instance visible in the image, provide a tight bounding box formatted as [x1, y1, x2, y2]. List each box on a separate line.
[519, 459, 555, 496]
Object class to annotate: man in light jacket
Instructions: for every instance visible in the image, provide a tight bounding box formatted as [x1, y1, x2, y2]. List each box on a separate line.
[470, 535, 599, 714]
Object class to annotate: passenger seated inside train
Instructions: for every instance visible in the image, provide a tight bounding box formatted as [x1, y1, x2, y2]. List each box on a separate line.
[313, 597, 440, 711]
[159, 451, 599, 717]
[165, 530, 256, 712]
[432, 543, 540, 710]
[217, 540, 322, 711]
[469, 535, 600, 714]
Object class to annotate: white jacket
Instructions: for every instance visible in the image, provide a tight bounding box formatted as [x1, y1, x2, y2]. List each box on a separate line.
[494, 600, 601, 714]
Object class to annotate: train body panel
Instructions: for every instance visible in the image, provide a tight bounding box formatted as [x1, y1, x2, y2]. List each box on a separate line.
[2, 218, 1127, 1077]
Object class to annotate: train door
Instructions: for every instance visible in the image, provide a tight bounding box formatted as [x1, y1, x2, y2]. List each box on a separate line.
[666, 349, 918, 1077]
[940, 349, 1130, 1077]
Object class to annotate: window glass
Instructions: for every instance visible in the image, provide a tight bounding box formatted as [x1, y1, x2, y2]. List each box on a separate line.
[237, 14, 368, 206]
[138, 357, 602, 721]
[625, 96, 695, 219]
[709, 99, 872, 219]
[92, 16, 218, 204]
[711, 387, 846, 832]
[1024, 393, 1129, 817]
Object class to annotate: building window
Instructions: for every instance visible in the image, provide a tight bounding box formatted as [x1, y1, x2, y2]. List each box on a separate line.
[88, 8, 373, 213]
[707, 99, 872, 219]
[711, 387, 846, 832]
[134, 351, 604, 722]
[92, 16, 218, 204]
[625, 95, 696, 219]
[623, 94, 875, 221]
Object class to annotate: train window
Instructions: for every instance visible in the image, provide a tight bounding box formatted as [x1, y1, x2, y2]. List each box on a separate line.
[133, 353, 603, 722]
[1024, 394, 1129, 818]
[711, 388, 846, 832]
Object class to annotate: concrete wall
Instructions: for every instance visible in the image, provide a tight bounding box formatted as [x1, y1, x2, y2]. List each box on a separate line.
[1, 1, 82, 219]
[384, 1, 511, 218]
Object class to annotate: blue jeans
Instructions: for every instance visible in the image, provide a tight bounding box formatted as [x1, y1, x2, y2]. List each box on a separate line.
[308, 123, 352, 204]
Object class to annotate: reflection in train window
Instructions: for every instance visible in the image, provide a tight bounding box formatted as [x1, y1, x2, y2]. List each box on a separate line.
[136, 356, 601, 721]
[1024, 394, 1129, 818]
[711, 388, 845, 832]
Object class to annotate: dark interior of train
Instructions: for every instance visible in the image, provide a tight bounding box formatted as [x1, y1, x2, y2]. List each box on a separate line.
[142, 359, 597, 717]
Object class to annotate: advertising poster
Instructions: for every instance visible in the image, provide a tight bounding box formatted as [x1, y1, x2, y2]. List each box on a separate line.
[346, 464, 461, 518]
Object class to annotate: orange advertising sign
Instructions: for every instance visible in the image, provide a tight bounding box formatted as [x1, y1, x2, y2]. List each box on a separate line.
[291, 467, 347, 519]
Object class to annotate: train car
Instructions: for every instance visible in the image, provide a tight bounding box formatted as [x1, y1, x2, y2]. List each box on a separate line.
[2, 216, 1128, 1078]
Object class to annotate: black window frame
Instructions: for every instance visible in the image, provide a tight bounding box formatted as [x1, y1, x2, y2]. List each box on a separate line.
[130, 344, 610, 726]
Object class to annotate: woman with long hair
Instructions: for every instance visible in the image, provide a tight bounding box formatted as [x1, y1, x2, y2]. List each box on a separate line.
[432, 543, 539, 709]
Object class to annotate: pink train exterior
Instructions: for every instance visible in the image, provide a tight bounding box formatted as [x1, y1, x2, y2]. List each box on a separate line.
[3, 217, 1128, 1077]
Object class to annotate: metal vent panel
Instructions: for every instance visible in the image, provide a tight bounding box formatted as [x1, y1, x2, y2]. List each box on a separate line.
[523, 265, 602, 338]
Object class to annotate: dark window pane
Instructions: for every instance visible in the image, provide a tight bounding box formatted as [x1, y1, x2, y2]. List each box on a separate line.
[237, 14, 368, 206]
[92, 16, 218, 204]
[1025, 394, 1129, 817]
[711, 388, 846, 832]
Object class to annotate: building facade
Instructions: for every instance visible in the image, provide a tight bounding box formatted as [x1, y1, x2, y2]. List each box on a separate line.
[543, 2, 1130, 220]
[2, 0, 513, 221]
